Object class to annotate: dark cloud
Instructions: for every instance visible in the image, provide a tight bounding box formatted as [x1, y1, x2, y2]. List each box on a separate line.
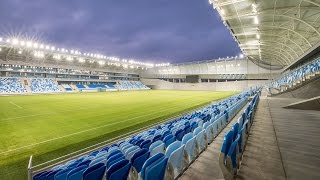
[0, 0, 241, 63]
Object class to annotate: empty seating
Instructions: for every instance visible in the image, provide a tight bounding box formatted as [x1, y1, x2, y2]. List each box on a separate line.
[30, 78, 60, 93]
[116, 81, 150, 90]
[219, 92, 260, 180]
[0, 78, 26, 94]
[269, 57, 320, 94]
[33, 88, 261, 180]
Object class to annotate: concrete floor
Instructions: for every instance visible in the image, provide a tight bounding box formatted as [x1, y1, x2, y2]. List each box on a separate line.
[180, 96, 320, 180]
[180, 102, 247, 180]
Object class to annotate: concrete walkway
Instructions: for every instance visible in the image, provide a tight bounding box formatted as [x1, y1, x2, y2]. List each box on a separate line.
[238, 97, 320, 180]
[180, 101, 248, 180]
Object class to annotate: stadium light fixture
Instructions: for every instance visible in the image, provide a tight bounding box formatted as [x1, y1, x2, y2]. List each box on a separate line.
[39, 44, 44, 49]
[254, 16, 259, 24]
[6, 39, 11, 43]
[18, 50, 22, 54]
[0, 37, 2, 42]
[239, 54, 244, 59]
[66, 56, 73, 61]
[33, 43, 39, 49]
[78, 58, 85, 63]
[256, 34, 260, 39]
[45, 45, 50, 50]
[20, 41, 25, 46]
[51, 46, 55, 51]
[12, 38, 19, 45]
[26, 41, 32, 48]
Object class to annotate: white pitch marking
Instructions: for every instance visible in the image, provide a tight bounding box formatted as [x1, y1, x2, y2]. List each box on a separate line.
[1, 94, 213, 155]
[0, 105, 184, 155]
[9, 101, 23, 109]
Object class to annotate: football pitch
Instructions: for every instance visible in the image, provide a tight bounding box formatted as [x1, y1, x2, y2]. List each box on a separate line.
[0, 90, 237, 179]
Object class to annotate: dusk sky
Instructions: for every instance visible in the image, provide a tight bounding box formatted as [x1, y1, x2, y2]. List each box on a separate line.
[0, 0, 241, 63]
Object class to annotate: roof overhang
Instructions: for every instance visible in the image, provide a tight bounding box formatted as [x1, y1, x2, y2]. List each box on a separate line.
[210, 0, 320, 70]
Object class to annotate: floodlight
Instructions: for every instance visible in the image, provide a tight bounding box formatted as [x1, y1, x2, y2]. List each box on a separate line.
[0, 37, 2, 41]
[256, 34, 260, 39]
[45, 45, 50, 50]
[239, 54, 244, 58]
[12, 38, 19, 45]
[20, 41, 25, 46]
[254, 16, 259, 24]
[39, 44, 44, 49]
[0, 48, 2, 51]
[26, 41, 32, 47]
[33, 43, 39, 48]
[51, 46, 55, 51]
[18, 50, 22, 54]
[6, 39, 11, 43]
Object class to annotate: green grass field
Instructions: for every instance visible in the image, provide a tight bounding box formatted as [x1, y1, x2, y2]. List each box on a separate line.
[0, 90, 237, 179]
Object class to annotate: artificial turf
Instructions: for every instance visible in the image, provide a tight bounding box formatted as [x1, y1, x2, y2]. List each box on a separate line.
[0, 90, 237, 179]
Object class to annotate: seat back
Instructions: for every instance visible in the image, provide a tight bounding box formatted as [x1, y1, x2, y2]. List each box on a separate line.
[232, 123, 239, 141]
[107, 153, 124, 168]
[183, 135, 197, 163]
[141, 153, 168, 180]
[175, 129, 185, 141]
[83, 163, 106, 180]
[182, 132, 193, 144]
[106, 159, 131, 180]
[163, 134, 175, 147]
[54, 168, 72, 180]
[166, 142, 185, 179]
[193, 127, 202, 136]
[220, 130, 234, 159]
[67, 165, 87, 180]
[131, 148, 150, 173]
[149, 140, 166, 157]
[144, 156, 168, 180]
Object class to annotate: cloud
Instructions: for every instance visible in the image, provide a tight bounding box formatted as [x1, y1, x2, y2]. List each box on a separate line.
[0, 0, 241, 63]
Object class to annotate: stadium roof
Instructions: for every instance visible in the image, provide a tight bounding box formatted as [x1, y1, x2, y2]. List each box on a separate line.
[210, 0, 320, 70]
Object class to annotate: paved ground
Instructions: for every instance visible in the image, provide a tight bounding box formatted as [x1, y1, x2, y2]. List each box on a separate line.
[180, 101, 248, 180]
[180, 95, 320, 180]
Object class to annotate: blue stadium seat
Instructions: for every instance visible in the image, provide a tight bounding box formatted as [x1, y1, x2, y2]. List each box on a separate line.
[67, 165, 88, 180]
[165, 141, 185, 179]
[182, 133, 197, 164]
[163, 134, 175, 147]
[149, 140, 166, 157]
[141, 153, 168, 180]
[83, 163, 106, 180]
[106, 159, 131, 180]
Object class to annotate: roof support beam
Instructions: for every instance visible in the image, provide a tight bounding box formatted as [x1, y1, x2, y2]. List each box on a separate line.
[224, 13, 320, 37]
[231, 25, 312, 47]
[242, 47, 293, 64]
[234, 32, 305, 54]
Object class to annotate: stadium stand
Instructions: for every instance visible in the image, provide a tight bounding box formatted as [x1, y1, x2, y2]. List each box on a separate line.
[268, 57, 320, 95]
[30, 79, 61, 93]
[219, 93, 260, 180]
[31, 88, 260, 180]
[0, 77, 26, 94]
[116, 81, 150, 90]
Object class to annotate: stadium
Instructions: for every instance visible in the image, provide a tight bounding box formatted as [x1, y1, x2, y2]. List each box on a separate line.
[0, 0, 319, 180]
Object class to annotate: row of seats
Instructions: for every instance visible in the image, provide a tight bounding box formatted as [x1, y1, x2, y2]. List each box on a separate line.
[218, 74, 246, 80]
[269, 57, 320, 91]
[116, 81, 150, 90]
[219, 91, 261, 180]
[31, 79, 61, 93]
[0, 77, 26, 94]
[33, 88, 259, 180]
